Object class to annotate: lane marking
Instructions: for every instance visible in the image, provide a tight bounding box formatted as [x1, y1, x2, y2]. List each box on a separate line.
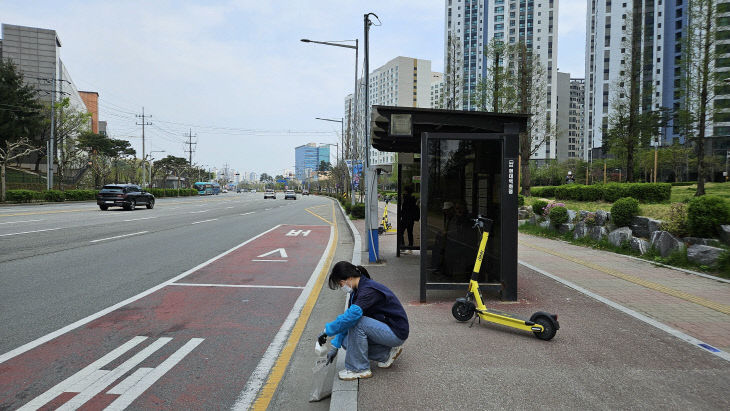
[246, 201, 337, 410]
[192, 218, 218, 225]
[305, 206, 333, 225]
[264, 208, 272, 211]
[519, 260, 730, 362]
[257, 248, 288, 258]
[0, 225, 282, 365]
[520, 240, 730, 315]
[0, 208, 88, 217]
[90, 231, 148, 243]
[170, 283, 304, 289]
[226, 206, 234, 209]
[188, 209, 209, 214]
[122, 216, 157, 222]
[251, 259, 288, 262]
[0, 227, 63, 237]
[0, 219, 43, 225]
[240, 212, 255, 216]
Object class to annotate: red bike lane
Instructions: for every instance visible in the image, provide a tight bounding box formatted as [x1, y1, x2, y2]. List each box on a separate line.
[0, 224, 331, 410]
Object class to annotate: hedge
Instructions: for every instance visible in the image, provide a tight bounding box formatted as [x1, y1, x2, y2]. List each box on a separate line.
[530, 183, 671, 203]
[350, 203, 365, 219]
[64, 189, 97, 201]
[687, 195, 730, 238]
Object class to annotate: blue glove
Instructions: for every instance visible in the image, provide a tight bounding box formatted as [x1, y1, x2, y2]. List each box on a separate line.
[326, 348, 338, 365]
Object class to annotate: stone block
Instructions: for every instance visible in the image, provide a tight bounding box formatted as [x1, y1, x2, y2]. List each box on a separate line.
[720, 225, 730, 245]
[608, 227, 633, 247]
[631, 216, 650, 238]
[650, 231, 685, 258]
[529, 214, 538, 226]
[589, 226, 608, 241]
[630, 237, 650, 255]
[559, 223, 574, 234]
[579, 210, 590, 220]
[648, 219, 663, 234]
[567, 209, 577, 222]
[595, 210, 609, 226]
[518, 208, 531, 220]
[539, 219, 551, 229]
[682, 237, 721, 247]
[573, 222, 589, 239]
[687, 245, 725, 266]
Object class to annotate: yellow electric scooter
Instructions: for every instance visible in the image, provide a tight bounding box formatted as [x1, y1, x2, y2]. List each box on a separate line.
[451, 216, 559, 340]
[378, 197, 396, 235]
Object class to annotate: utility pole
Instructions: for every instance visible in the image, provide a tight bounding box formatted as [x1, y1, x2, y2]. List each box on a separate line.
[47, 72, 56, 190]
[184, 128, 197, 165]
[136, 107, 152, 187]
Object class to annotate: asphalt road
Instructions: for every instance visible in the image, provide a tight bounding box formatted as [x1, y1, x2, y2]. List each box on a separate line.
[0, 193, 329, 356]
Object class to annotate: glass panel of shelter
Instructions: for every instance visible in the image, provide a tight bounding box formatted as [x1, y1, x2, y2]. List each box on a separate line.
[425, 137, 502, 284]
[398, 155, 421, 252]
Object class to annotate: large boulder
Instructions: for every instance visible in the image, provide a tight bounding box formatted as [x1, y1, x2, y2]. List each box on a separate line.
[595, 210, 609, 226]
[573, 221, 589, 239]
[630, 237, 650, 255]
[631, 216, 650, 238]
[518, 207, 531, 220]
[720, 225, 730, 245]
[648, 219, 663, 234]
[650, 231, 685, 258]
[687, 245, 725, 266]
[682, 237, 722, 247]
[567, 209, 577, 222]
[579, 210, 590, 220]
[539, 219, 551, 229]
[529, 214, 539, 226]
[608, 227, 633, 247]
[559, 223, 574, 234]
[589, 226, 608, 241]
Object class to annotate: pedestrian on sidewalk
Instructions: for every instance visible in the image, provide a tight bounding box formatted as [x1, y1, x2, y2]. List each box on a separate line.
[399, 185, 419, 254]
[318, 261, 410, 381]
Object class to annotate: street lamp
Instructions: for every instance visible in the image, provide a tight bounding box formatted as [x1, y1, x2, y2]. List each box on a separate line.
[145, 150, 165, 187]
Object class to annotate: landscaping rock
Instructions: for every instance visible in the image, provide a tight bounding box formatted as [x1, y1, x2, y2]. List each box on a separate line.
[650, 231, 685, 258]
[595, 210, 609, 226]
[539, 219, 551, 229]
[573, 222, 589, 239]
[517, 219, 527, 227]
[682, 237, 722, 247]
[558, 223, 574, 234]
[631, 216, 650, 238]
[529, 214, 539, 226]
[567, 209, 577, 222]
[608, 227, 633, 247]
[518, 207, 531, 220]
[589, 226, 608, 241]
[720, 225, 730, 245]
[648, 219, 663, 234]
[630, 237, 650, 255]
[687, 245, 725, 266]
[579, 210, 590, 220]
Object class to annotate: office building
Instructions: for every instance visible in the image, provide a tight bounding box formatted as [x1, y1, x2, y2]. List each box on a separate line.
[443, 0, 559, 159]
[295, 143, 330, 181]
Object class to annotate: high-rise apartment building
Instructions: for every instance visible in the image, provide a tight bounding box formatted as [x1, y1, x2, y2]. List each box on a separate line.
[295, 143, 330, 181]
[443, 0, 559, 159]
[431, 72, 445, 109]
[556, 74, 586, 161]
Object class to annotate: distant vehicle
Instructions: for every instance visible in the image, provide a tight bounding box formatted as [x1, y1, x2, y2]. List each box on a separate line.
[264, 190, 276, 199]
[222, 189, 228, 193]
[284, 190, 296, 200]
[236, 188, 242, 193]
[97, 184, 155, 211]
[302, 189, 309, 196]
[194, 181, 221, 195]
[251, 189, 256, 193]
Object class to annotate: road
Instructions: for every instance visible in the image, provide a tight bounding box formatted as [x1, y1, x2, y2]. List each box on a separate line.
[0, 192, 336, 409]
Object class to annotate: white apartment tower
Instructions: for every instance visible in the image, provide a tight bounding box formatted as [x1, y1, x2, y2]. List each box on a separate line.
[431, 72, 445, 109]
[444, 0, 559, 159]
[556, 74, 586, 160]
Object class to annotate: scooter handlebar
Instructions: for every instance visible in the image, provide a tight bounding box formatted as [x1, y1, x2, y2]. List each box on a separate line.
[472, 215, 494, 231]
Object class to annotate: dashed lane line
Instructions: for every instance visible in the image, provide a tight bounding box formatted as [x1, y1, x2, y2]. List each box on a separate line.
[519, 240, 730, 316]
[191, 219, 218, 225]
[0, 219, 43, 225]
[0, 227, 64, 237]
[89, 231, 148, 243]
[122, 216, 158, 222]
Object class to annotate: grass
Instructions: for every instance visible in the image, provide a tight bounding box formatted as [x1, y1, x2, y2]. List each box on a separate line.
[519, 222, 730, 279]
[527, 182, 730, 221]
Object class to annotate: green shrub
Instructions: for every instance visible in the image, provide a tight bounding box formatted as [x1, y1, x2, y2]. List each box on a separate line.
[518, 194, 525, 207]
[548, 205, 569, 226]
[687, 195, 730, 238]
[717, 251, 730, 276]
[148, 188, 165, 198]
[350, 203, 365, 219]
[344, 201, 352, 214]
[42, 190, 65, 202]
[532, 199, 549, 217]
[611, 197, 640, 227]
[64, 189, 97, 201]
[671, 181, 696, 186]
[602, 183, 628, 202]
[5, 189, 36, 202]
[662, 203, 689, 237]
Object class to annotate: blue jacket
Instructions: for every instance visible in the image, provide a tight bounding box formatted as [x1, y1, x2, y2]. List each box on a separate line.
[325, 276, 409, 348]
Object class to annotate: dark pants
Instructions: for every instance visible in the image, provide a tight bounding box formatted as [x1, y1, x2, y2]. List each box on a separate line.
[400, 217, 414, 247]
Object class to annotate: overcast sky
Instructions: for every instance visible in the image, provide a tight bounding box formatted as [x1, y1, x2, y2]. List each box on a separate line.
[2, 0, 586, 177]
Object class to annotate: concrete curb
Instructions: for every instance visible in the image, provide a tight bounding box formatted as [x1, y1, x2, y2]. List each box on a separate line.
[330, 199, 359, 410]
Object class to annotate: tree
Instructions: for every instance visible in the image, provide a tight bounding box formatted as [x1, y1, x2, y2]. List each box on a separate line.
[443, 33, 464, 110]
[50, 98, 92, 188]
[0, 59, 44, 201]
[676, 0, 720, 195]
[471, 39, 518, 112]
[318, 160, 332, 172]
[154, 155, 188, 189]
[259, 173, 272, 183]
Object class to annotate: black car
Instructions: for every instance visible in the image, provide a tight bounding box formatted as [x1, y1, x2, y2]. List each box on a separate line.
[97, 184, 155, 211]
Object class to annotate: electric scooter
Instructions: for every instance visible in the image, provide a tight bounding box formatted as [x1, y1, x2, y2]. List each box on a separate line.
[451, 216, 559, 340]
[378, 198, 396, 235]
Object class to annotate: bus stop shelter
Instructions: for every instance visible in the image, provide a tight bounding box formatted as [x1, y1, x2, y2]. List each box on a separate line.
[371, 106, 527, 301]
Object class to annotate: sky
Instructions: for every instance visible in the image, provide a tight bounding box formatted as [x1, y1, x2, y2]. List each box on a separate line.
[2, 0, 586, 178]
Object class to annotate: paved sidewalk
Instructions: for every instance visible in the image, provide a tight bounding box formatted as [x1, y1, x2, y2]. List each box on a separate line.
[344, 206, 729, 409]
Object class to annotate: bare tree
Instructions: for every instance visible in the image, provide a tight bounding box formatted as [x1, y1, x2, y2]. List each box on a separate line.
[472, 39, 518, 112]
[443, 33, 463, 110]
[1, 138, 41, 200]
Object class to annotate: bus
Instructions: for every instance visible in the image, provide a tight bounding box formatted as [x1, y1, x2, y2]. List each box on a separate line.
[193, 181, 221, 195]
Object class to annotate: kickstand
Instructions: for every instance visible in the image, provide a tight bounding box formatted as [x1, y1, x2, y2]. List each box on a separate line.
[469, 314, 479, 328]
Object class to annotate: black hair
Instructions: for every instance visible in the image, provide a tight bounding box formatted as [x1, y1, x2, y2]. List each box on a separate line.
[328, 261, 371, 290]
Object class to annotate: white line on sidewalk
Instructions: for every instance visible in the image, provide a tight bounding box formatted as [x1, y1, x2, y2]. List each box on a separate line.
[519, 260, 730, 362]
[191, 218, 218, 225]
[90, 231, 148, 243]
[0, 219, 43, 225]
[122, 217, 157, 222]
[170, 283, 304, 289]
[0, 227, 63, 237]
[0, 225, 283, 365]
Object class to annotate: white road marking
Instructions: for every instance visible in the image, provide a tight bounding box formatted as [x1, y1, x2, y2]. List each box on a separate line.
[0, 227, 63, 237]
[286, 229, 310, 237]
[257, 248, 288, 258]
[226, 206, 234, 209]
[192, 218, 218, 225]
[189, 210, 209, 214]
[0, 225, 282, 365]
[90, 231, 148, 243]
[519, 260, 730, 362]
[171, 283, 304, 289]
[251, 259, 289, 262]
[240, 212, 255, 216]
[264, 208, 272, 211]
[233, 225, 335, 410]
[122, 216, 157, 222]
[0, 219, 43, 225]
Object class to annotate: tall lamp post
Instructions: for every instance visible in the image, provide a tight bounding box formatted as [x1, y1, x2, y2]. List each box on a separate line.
[145, 150, 165, 187]
[363, 12, 381, 263]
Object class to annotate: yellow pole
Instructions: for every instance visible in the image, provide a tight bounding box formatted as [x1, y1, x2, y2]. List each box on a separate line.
[603, 162, 607, 184]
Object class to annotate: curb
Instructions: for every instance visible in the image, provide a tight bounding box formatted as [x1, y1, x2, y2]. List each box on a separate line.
[330, 199, 360, 410]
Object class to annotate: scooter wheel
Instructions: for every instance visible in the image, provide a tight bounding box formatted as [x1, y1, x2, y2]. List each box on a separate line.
[533, 316, 557, 341]
[452, 300, 474, 322]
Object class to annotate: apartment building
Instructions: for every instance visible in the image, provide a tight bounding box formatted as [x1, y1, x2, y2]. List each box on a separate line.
[556, 74, 585, 161]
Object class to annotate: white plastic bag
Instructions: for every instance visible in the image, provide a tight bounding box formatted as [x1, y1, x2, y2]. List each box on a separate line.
[309, 356, 336, 401]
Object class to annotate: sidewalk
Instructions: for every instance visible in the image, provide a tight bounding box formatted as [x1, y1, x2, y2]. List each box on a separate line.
[345, 205, 730, 410]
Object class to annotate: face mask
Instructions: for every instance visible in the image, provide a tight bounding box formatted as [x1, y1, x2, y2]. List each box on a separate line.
[341, 281, 353, 294]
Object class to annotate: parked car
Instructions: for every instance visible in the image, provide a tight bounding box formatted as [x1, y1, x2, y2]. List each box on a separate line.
[264, 190, 276, 199]
[302, 189, 309, 196]
[97, 184, 155, 211]
[284, 190, 297, 200]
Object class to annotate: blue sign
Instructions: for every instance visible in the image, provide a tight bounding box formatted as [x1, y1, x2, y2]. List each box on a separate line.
[277, 179, 287, 183]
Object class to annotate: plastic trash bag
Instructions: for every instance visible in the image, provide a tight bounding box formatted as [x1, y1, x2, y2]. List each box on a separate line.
[309, 356, 336, 402]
